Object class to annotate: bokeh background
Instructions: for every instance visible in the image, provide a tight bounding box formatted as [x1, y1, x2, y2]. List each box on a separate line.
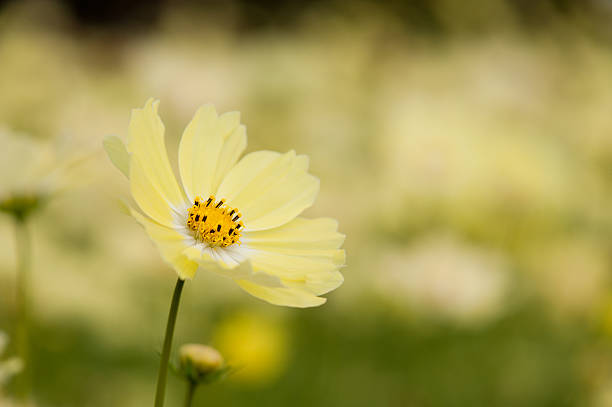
[1, 0, 612, 405]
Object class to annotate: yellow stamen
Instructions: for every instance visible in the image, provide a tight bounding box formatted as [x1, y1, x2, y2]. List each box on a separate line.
[187, 195, 243, 247]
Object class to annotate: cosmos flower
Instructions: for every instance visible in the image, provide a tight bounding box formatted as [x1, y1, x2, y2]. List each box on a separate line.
[104, 99, 345, 307]
[0, 127, 91, 219]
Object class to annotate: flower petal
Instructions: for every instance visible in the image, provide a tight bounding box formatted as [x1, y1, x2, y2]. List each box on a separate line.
[247, 248, 344, 295]
[130, 158, 179, 227]
[103, 135, 130, 178]
[213, 123, 246, 192]
[248, 248, 344, 277]
[243, 217, 345, 296]
[127, 99, 187, 213]
[237, 280, 326, 308]
[129, 206, 198, 280]
[280, 270, 344, 296]
[183, 246, 282, 287]
[216, 151, 319, 231]
[179, 106, 245, 202]
[243, 217, 345, 250]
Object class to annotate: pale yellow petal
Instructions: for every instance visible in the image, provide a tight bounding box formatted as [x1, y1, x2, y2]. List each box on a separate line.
[182, 246, 282, 287]
[130, 158, 177, 227]
[178, 106, 245, 202]
[212, 123, 246, 193]
[217, 151, 294, 209]
[170, 255, 199, 280]
[127, 98, 186, 211]
[244, 217, 345, 250]
[129, 206, 198, 280]
[179, 105, 220, 201]
[281, 270, 344, 296]
[103, 135, 130, 178]
[215, 150, 281, 201]
[249, 249, 344, 278]
[243, 217, 345, 295]
[248, 248, 345, 295]
[243, 172, 319, 231]
[217, 151, 319, 231]
[237, 280, 326, 308]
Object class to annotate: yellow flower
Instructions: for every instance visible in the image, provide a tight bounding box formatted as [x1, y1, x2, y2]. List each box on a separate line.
[213, 311, 288, 385]
[104, 99, 345, 307]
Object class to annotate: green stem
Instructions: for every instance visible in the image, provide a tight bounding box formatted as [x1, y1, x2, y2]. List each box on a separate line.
[184, 380, 197, 407]
[14, 216, 31, 402]
[154, 277, 185, 407]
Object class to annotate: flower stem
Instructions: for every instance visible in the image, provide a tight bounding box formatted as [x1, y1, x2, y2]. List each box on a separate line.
[184, 380, 197, 407]
[14, 216, 31, 402]
[154, 277, 185, 407]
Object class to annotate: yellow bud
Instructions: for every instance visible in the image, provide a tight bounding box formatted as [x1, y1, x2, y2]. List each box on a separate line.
[179, 344, 224, 377]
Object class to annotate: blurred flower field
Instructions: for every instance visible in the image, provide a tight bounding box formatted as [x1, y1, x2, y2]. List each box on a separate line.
[1, 0, 612, 406]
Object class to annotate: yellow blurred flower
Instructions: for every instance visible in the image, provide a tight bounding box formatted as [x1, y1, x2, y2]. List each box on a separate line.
[213, 311, 288, 385]
[104, 99, 345, 307]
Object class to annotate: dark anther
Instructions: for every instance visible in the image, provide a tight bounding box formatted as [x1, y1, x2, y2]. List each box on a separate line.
[228, 228, 234, 235]
[202, 215, 207, 222]
[235, 224, 241, 229]
[232, 215, 239, 221]
[217, 224, 221, 232]
[216, 200, 224, 208]
[195, 214, 200, 221]
[229, 209, 235, 216]
[206, 197, 213, 206]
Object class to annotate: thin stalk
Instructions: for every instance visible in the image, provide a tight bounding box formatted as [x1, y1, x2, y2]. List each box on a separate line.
[184, 380, 197, 407]
[14, 216, 31, 402]
[154, 277, 185, 407]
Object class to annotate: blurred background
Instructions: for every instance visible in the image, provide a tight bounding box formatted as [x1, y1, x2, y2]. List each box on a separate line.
[1, 0, 612, 405]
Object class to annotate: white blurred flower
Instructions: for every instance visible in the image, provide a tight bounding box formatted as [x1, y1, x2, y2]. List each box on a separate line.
[375, 42, 578, 215]
[125, 37, 244, 116]
[0, 331, 22, 388]
[0, 127, 93, 218]
[379, 235, 511, 325]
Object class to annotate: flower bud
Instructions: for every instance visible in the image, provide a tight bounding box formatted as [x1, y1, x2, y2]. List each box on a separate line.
[179, 344, 224, 381]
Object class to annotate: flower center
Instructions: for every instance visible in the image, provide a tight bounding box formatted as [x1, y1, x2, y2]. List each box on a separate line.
[187, 195, 243, 248]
